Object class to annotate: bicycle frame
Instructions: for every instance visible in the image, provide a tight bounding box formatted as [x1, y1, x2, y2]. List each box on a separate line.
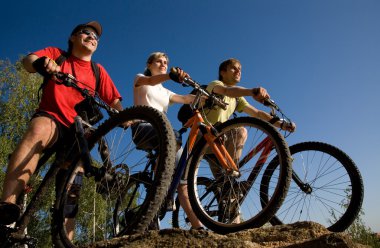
[167, 100, 276, 207]
[167, 109, 237, 200]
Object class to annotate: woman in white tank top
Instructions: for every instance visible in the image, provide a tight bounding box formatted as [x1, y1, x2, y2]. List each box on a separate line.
[132, 52, 204, 230]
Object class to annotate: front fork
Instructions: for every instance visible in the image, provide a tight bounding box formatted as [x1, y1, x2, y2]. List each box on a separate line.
[74, 116, 94, 178]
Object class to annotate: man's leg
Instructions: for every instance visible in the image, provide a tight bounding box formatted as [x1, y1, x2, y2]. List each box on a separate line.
[225, 127, 248, 164]
[0, 116, 58, 224]
[1, 116, 58, 203]
[225, 127, 247, 224]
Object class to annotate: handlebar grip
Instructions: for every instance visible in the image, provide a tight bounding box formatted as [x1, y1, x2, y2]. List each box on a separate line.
[170, 67, 228, 109]
[169, 67, 182, 83]
[263, 99, 272, 106]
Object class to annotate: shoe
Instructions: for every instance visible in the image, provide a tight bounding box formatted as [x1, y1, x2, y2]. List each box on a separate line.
[0, 202, 21, 225]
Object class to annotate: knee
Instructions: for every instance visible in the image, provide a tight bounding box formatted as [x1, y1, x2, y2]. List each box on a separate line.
[26, 117, 58, 148]
[237, 127, 248, 142]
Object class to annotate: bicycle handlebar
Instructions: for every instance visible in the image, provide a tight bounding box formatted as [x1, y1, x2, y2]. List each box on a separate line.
[170, 68, 294, 133]
[262, 98, 294, 135]
[55, 72, 119, 115]
[170, 68, 228, 110]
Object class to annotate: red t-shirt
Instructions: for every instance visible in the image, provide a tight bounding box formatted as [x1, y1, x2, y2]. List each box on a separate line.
[33, 47, 122, 127]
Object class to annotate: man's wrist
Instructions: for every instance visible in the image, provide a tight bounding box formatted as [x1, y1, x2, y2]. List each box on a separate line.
[252, 88, 259, 96]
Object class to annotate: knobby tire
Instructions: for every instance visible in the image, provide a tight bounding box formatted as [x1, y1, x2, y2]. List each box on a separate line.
[52, 106, 176, 247]
[187, 117, 292, 234]
[260, 141, 363, 232]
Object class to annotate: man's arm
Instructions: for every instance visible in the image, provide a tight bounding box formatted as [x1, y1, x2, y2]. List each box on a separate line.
[23, 54, 61, 75]
[243, 104, 272, 121]
[212, 85, 269, 103]
[22, 54, 39, 73]
[243, 104, 296, 132]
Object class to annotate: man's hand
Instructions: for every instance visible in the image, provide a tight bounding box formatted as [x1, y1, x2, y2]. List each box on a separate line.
[252, 87, 270, 103]
[281, 121, 296, 132]
[32, 56, 61, 77]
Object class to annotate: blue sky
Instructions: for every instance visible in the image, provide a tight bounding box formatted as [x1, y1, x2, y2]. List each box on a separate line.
[1, 0, 379, 231]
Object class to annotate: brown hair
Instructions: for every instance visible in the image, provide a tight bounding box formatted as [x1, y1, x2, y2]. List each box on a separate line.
[218, 58, 241, 81]
[144, 52, 169, 76]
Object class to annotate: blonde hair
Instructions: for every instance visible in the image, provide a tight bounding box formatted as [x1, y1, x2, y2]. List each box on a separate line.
[144, 52, 169, 76]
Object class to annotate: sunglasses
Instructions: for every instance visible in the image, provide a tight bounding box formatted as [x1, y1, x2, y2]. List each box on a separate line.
[78, 29, 99, 42]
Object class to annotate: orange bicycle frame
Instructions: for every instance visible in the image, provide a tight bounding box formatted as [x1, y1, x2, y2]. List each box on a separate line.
[183, 109, 239, 174]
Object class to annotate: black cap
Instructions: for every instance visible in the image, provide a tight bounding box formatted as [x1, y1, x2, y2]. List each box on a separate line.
[71, 21, 102, 37]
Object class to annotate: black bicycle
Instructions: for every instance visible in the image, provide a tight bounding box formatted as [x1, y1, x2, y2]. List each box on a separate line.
[0, 72, 176, 247]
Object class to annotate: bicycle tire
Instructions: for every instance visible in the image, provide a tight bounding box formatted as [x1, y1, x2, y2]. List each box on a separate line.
[260, 141, 364, 232]
[187, 117, 292, 234]
[172, 177, 213, 229]
[52, 105, 176, 247]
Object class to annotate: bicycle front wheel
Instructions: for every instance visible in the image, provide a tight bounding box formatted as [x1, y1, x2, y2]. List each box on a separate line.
[53, 106, 176, 247]
[187, 117, 292, 234]
[260, 142, 364, 232]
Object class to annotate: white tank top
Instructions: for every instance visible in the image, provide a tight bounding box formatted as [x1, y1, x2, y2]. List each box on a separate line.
[133, 74, 174, 113]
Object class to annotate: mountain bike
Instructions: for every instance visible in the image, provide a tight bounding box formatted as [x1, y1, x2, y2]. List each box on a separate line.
[161, 72, 293, 234]
[172, 97, 363, 233]
[0, 72, 176, 247]
[259, 99, 364, 232]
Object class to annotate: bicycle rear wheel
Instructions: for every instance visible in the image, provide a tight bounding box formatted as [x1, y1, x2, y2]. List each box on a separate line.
[52, 106, 176, 247]
[260, 141, 363, 232]
[187, 117, 292, 234]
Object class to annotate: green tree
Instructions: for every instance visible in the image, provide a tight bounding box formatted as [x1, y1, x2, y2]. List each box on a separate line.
[330, 188, 380, 247]
[345, 209, 380, 248]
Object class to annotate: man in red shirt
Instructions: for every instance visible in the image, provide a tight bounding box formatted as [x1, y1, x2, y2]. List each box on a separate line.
[0, 21, 123, 230]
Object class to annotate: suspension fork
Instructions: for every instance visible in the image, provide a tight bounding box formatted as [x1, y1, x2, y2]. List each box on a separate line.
[200, 123, 240, 175]
[292, 171, 312, 194]
[74, 116, 96, 178]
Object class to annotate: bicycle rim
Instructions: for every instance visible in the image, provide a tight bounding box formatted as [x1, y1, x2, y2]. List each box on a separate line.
[187, 117, 292, 234]
[53, 106, 176, 247]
